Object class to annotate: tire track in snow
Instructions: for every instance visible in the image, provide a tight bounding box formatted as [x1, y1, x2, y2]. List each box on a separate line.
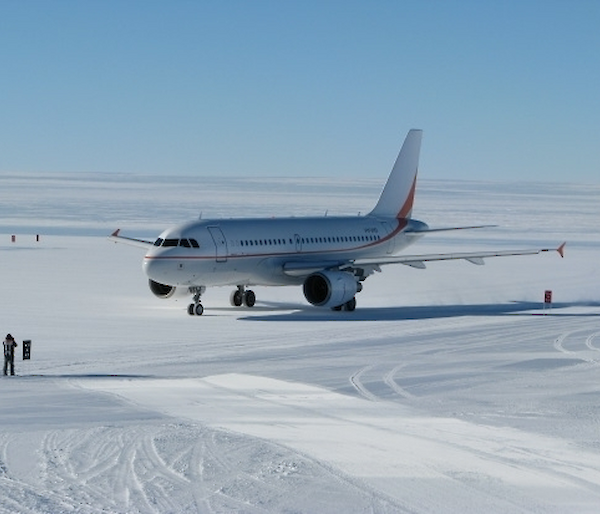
[351, 363, 417, 401]
[383, 364, 415, 400]
[553, 332, 573, 355]
[10, 418, 396, 514]
[186, 436, 216, 513]
[0, 433, 99, 514]
[36, 426, 204, 513]
[585, 331, 600, 352]
[349, 365, 379, 401]
[553, 329, 600, 366]
[111, 428, 186, 513]
[202, 432, 281, 513]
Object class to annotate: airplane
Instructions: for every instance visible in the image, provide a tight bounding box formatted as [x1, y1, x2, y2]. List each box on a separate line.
[110, 129, 565, 316]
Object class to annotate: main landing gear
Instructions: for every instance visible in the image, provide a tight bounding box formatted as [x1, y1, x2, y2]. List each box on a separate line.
[187, 286, 206, 316]
[331, 297, 357, 312]
[230, 285, 256, 308]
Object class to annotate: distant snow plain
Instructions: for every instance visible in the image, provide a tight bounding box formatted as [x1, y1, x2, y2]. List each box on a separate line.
[1, 172, 599, 513]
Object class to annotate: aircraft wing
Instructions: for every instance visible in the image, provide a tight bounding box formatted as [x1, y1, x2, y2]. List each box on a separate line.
[282, 243, 565, 277]
[352, 243, 566, 270]
[108, 229, 154, 249]
[283, 260, 346, 277]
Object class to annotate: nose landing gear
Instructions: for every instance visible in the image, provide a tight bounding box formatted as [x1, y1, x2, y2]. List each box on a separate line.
[187, 286, 206, 316]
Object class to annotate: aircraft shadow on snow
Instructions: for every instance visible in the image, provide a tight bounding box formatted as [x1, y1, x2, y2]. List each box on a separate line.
[241, 301, 600, 322]
[22, 374, 156, 380]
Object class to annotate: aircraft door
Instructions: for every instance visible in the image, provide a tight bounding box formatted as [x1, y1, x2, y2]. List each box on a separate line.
[294, 234, 302, 252]
[207, 226, 228, 263]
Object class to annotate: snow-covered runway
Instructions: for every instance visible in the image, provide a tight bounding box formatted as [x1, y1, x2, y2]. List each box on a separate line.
[80, 370, 600, 512]
[1, 174, 599, 512]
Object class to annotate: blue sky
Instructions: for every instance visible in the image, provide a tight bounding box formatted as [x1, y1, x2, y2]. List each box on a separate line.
[1, 0, 598, 182]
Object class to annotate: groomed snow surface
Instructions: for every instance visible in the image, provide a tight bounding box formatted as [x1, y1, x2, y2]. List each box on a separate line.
[1, 174, 599, 513]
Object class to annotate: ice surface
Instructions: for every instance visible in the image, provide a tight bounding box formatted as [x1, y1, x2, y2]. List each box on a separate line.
[1, 173, 599, 513]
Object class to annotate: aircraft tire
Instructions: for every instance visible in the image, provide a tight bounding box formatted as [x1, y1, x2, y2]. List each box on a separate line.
[195, 303, 204, 316]
[188, 304, 195, 315]
[344, 298, 356, 311]
[244, 290, 256, 307]
[231, 290, 243, 307]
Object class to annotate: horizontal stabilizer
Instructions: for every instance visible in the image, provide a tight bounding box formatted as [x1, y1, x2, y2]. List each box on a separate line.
[405, 225, 497, 234]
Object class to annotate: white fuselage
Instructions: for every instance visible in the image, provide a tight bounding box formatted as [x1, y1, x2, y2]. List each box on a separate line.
[143, 216, 428, 288]
[112, 130, 562, 314]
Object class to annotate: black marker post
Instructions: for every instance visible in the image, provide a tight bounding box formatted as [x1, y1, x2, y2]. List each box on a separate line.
[23, 340, 31, 360]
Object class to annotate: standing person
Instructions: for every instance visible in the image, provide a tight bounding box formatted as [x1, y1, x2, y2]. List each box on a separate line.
[3, 334, 17, 376]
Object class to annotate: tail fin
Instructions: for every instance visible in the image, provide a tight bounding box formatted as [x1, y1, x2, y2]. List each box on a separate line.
[369, 129, 422, 219]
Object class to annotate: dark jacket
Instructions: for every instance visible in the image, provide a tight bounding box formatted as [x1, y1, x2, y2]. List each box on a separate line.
[3, 338, 17, 360]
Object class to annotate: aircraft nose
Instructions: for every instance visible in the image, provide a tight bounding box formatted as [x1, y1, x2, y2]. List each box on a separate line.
[143, 255, 169, 281]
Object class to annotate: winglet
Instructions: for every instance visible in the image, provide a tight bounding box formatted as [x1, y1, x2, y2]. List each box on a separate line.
[557, 242, 566, 258]
[108, 229, 154, 248]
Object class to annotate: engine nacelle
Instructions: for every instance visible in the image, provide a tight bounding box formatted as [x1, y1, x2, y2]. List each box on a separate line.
[303, 271, 358, 309]
[149, 279, 177, 299]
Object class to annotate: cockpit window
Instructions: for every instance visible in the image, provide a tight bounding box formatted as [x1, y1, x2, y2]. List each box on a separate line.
[155, 238, 200, 248]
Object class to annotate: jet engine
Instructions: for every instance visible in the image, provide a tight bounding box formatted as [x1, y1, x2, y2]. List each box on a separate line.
[149, 279, 177, 299]
[303, 271, 358, 309]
